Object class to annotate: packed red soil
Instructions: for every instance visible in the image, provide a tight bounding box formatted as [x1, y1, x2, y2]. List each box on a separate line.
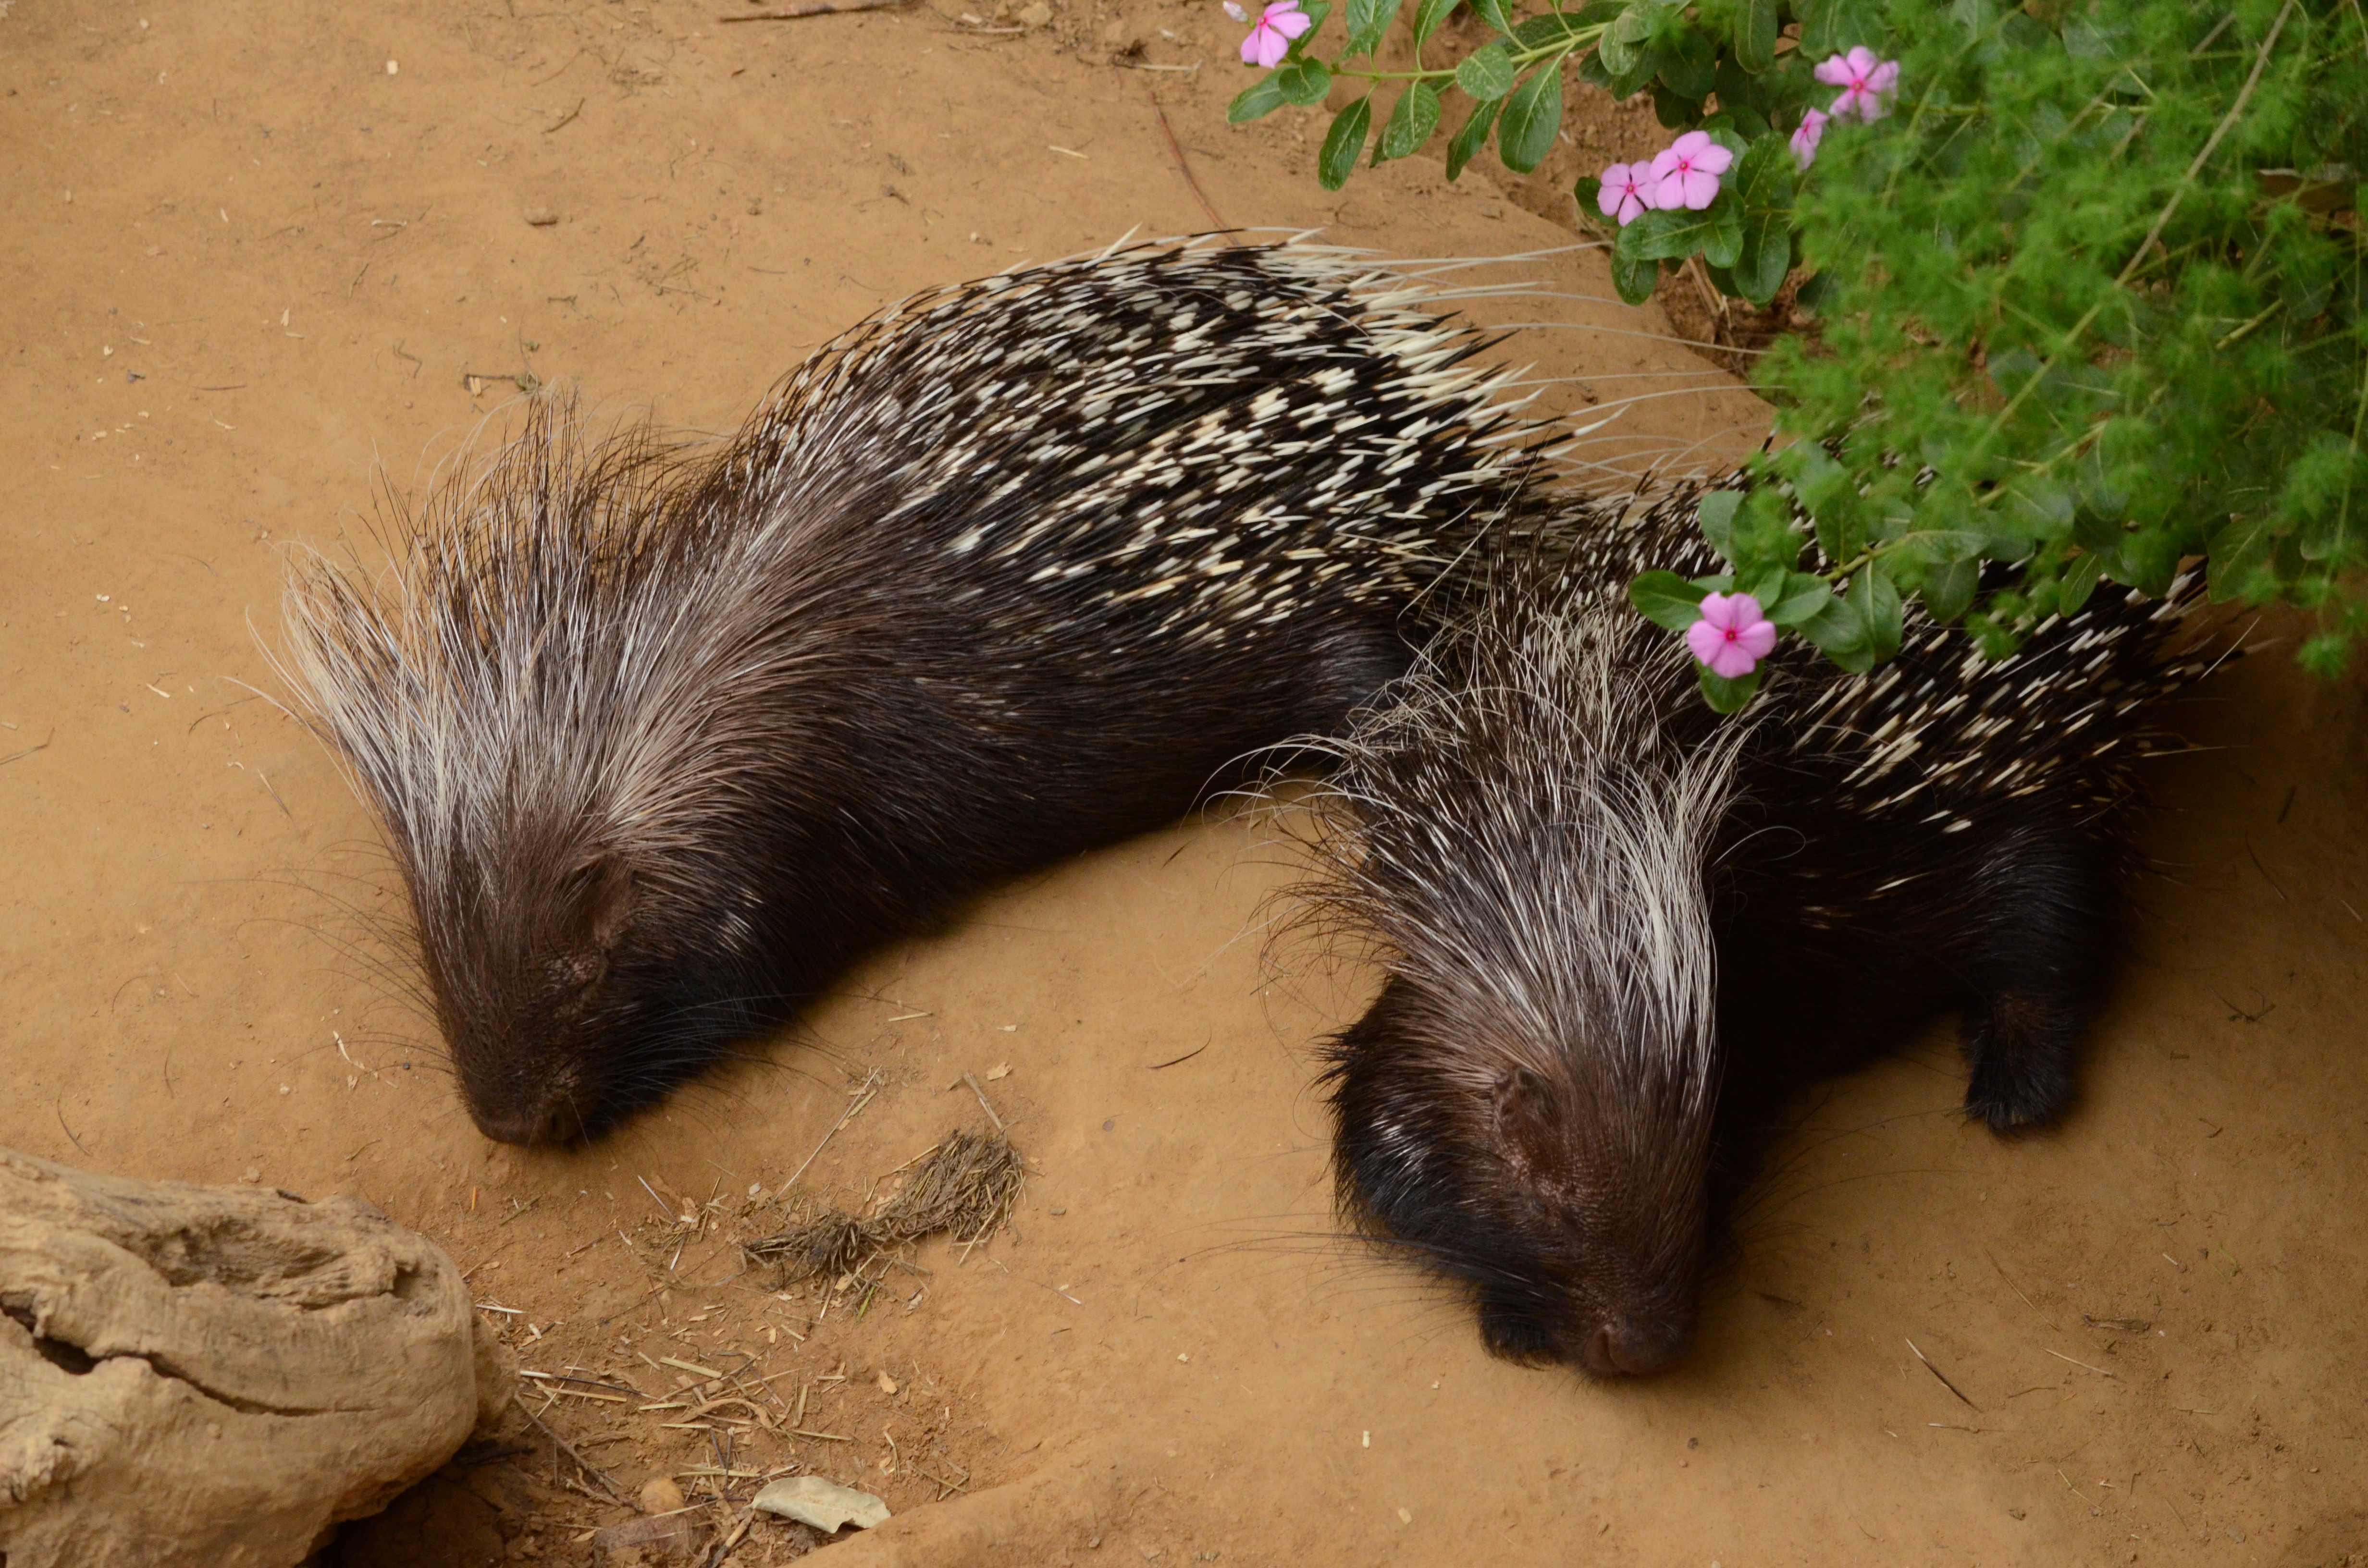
[3, 1, 2363, 1563]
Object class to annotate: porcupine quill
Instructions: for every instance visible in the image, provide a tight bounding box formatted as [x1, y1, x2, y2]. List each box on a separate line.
[278, 234, 1639, 1144]
[1280, 484, 2227, 1375]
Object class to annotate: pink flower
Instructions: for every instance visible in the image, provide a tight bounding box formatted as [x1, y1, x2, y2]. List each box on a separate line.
[1815, 47, 1899, 122]
[1685, 591, 1777, 679]
[1647, 131, 1733, 212]
[1234, 0, 1312, 68]
[1789, 107, 1830, 170]
[1597, 161, 1655, 226]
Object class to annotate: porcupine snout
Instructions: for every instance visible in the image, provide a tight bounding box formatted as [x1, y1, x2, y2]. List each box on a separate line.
[1328, 986, 1714, 1378]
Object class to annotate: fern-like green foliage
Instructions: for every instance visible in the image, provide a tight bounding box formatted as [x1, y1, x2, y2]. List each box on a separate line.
[1750, 0, 2367, 676]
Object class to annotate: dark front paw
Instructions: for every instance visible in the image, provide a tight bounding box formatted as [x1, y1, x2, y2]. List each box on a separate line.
[1962, 994, 2079, 1133]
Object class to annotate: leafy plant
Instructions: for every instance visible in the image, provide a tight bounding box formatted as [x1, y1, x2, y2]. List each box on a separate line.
[1227, 0, 2368, 697]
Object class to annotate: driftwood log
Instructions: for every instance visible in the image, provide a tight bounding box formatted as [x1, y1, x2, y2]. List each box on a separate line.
[0, 1144, 506, 1567]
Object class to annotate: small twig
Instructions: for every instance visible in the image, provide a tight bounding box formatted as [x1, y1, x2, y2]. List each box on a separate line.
[1147, 89, 1227, 232]
[511, 1392, 634, 1506]
[2243, 841, 2287, 902]
[1905, 1338, 1981, 1411]
[54, 1100, 90, 1158]
[958, 1071, 1006, 1132]
[544, 97, 585, 134]
[719, 0, 912, 17]
[1985, 1250, 2060, 1331]
[1147, 1040, 1209, 1070]
[781, 1071, 886, 1194]
[0, 729, 53, 768]
[2043, 1347, 2121, 1380]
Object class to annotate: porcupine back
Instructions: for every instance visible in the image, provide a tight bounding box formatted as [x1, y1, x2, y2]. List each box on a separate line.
[1294, 485, 2223, 1373]
[280, 237, 1563, 1144]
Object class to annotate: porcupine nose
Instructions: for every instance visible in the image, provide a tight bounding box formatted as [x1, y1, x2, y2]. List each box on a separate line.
[470, 1093, 587, 1146]
[1584, 1317, 1691, 1376]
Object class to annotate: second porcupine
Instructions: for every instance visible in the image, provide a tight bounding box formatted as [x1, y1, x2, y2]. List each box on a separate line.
[280, 238, 1562, 1145]
[1289, 497, 2222, 1375]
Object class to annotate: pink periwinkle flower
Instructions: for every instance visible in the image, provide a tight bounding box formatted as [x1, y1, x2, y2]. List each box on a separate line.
[1685, 591, 1777, 679]
[1789, 106, 1830, 170]
[1233, 0, 1312, 68]
[1815, 47, 1900, 122]
[1647, 131, 1733, 212]
[1597, 161, 1655, 226]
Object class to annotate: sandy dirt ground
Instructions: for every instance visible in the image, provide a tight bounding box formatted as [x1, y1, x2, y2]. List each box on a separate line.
[4, 1, 2366, 1564]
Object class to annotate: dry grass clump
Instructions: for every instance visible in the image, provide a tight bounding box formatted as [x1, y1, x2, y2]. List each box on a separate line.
[745, 1127, 1023, 1283]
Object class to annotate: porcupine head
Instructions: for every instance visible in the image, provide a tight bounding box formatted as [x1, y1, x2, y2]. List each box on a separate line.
[281, 405, 818, 1148]
[1325, 608, 1735, 1376]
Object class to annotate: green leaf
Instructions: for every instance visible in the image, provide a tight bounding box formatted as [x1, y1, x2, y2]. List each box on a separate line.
[1654, 20, 1714, 99]
[1609, 245, 1657, 306]
[1849, 565, 1903, 662]
[1796, 593, 1875, 673]
[1274, 58, 1332, 106]
[1375, 80, 1442, 163]
[1444, 98, 1500, 181]
[2057, 550, 2106, 615]
[1573, 174, 1605, 227]
[1728, 133, 1795, 211]
[1345, 0, 1406, 57]
[1696, 489, 1744, 556]
[1594, 0, 1664, 78]
[1226, 74, 1291, 124]
[1630, 569, 1710, 631]
[1511, 10, 1593, 48]
[1730, 211, 1790, 304]
[2208, 512, 2279, 601]
[1652, 84, 1702, 130]
[1798, 0, 1884, 56]
[1734, 0, 1777, 72]
[1469, 0, 1514, 33]
[1761, 570, 1838, 627]
[1922, 558, 1980, 624]
[1496, 65, 1563, 174]
[1318, 96, 1373, 191]
[1891, 527, 1987, 567]
[1698, 665, 1763, 713]
[1455, 41, 1517, 101]
[1615, 197, 1740, 268]
[1407, 0, 1455, 50]
[1699, 189, 1743, 269]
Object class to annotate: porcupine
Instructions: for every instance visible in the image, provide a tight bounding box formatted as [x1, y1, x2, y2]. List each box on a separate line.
[1288, 491, 2220, 1375]
[279, 237, 1570, 1145]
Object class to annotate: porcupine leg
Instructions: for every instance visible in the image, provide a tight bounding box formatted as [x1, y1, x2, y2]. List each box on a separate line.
[1956, 823, 2119, 1132]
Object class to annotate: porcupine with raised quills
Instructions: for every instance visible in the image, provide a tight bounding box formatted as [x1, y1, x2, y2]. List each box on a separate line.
[1289, 491, 2221, 1376]
[281, 238, 1566, 1145]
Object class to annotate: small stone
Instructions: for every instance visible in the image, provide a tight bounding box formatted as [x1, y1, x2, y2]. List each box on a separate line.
[2008, 1508, 2025, 1521]
[876, 1369, 898, 1395]
[640, 1477, 686, 1515]
[239, 1167, 260, 1183]
[1015, 2, 1052, 25]
[523, 208, 559, 227]
[752, 1476, 891, 1533]
[1099, 18, 1136, 43]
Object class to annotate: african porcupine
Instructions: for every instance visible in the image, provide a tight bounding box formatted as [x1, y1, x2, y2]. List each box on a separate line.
[1288, 495, 2219, 1375]
[280, 237, 1563, 1145]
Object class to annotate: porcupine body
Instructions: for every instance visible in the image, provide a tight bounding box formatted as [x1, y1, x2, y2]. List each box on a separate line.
[1296, 492, 2220, 1375]
[282, 238, 1560, 1145]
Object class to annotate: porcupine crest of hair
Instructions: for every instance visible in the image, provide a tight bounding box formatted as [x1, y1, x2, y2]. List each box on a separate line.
[1288, 540, 1749, 1338]
[277, 237, 1559, 1128]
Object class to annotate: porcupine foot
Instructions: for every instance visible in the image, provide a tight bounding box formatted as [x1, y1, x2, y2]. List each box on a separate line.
[1957, 824, 2118, 1133]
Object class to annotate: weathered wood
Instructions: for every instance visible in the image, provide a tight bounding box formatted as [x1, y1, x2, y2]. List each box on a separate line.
[0, 1145, 506, 1567]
